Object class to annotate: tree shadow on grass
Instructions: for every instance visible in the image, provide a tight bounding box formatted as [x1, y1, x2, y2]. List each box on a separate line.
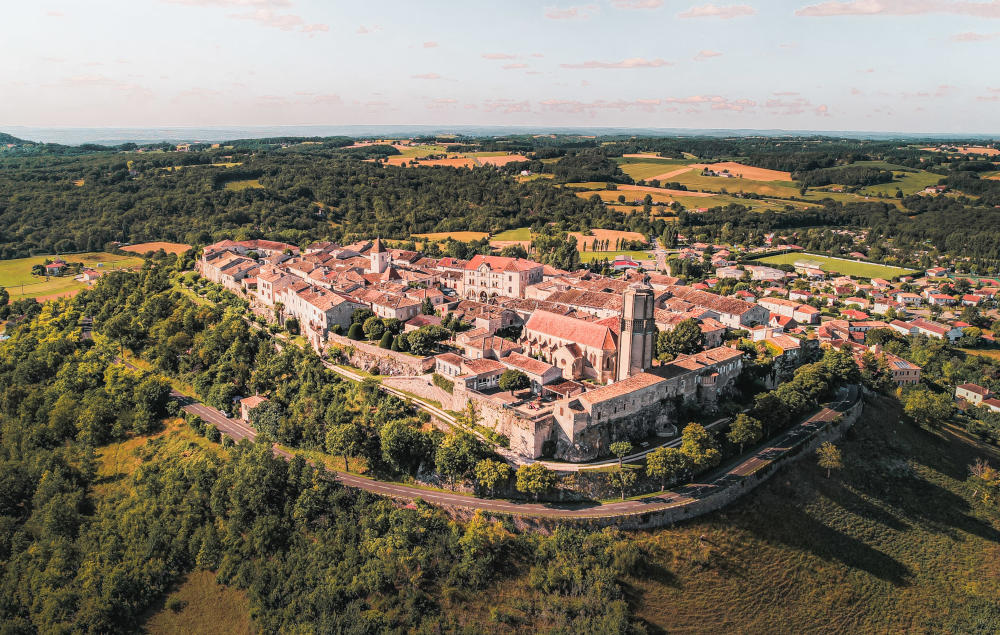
[739, 503, 912, 586]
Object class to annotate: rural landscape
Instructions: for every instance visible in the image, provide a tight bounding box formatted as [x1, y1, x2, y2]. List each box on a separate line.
[4, 1, 1000, 633]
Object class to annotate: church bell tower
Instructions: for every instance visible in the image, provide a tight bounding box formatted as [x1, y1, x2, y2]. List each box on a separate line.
[369, 237, 389, 274]
[617, 282, 656, 381]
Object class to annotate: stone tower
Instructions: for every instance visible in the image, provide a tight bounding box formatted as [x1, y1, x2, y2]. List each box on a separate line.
[617, 282, 656, 381]
[369, 237, 389, 274]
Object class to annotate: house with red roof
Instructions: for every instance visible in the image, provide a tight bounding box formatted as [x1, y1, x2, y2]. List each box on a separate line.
[463, 254, 544, 301]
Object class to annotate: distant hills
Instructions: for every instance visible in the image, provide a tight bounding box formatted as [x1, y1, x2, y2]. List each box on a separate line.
[1, 125, 997, 147]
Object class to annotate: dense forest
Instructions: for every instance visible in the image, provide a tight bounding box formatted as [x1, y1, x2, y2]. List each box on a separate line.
[0, 260, 643, 632]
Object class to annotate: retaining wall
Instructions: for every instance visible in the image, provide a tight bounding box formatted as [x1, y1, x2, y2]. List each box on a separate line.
[326, 333, 434, 376]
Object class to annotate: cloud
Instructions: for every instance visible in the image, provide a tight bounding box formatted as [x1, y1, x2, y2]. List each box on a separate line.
[481, 99, 532, 113]
[482, 52, 517, 59]
[560, 57, 672, 68]
[796, 0, 1000, 18]
[423, 41, 438, 47]
[228, 9, 328, 32]
[503, 63, 529, 69]
[951, 31, 1000, 40]
[356, 24, 381, 34]
[678, 3, 756, 18]
[694, 49, 723, 60]
[612, 0, 663, 8]
[545, 4, 597, 19]
[412, 73, 442, 79]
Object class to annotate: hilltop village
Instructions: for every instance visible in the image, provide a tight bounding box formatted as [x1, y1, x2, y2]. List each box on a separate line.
[197, 233, 1000, 462]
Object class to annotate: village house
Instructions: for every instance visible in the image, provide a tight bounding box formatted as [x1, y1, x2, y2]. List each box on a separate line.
[662, 285, 769, 329]
[956, 383, 992, 406]
[463, 254, 544, 301]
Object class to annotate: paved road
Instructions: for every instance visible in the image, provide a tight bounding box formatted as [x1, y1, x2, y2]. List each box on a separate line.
[174, 378, 859, 520]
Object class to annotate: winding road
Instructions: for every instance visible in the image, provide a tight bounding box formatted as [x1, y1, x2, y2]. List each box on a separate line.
[175, 381, 860, 520]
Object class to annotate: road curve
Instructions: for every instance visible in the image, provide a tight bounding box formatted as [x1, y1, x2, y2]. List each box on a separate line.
[175, 379, 860, 520]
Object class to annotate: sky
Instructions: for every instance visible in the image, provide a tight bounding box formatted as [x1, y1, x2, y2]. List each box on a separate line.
[3, 0, 1000, 134]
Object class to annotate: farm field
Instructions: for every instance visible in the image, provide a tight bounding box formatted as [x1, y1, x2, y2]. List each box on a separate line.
[122, 241, 192, 255]
[490, 227, 533, 241]
[567, 228, 646, 251]
[757, 252, 918, 278]
[0, 252, 145, 301]
[224, 179, 263, 191]
[412, 231, 489, 242]
[619, 159, 691, 181]
[861, 170, 942, 196]
[579, 249, 653, 264]
[691, 162, 793, 182]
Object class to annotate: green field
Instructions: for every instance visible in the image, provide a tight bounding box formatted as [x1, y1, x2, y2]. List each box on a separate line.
[757, 252, 917, 279]
[224, 179, 264, 191]
[490, 227, 533, 241]
[563, 181, 608, 190]
[0, 252, 146, 301]
[395, 143, 449, 158]
[579, 249, 652, 263]
[861, 170, 942, 196]
[668, 170, 803, 198]
[619, 159, 691, 180]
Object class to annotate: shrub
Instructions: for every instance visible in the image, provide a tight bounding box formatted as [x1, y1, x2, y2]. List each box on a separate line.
[347, 323, 364, 341]
[206, 426, 221, 443]
[433, 373, 454, 394]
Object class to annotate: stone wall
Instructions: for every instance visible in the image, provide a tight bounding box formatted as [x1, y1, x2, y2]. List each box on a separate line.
[451, 384, 552, 458]
[434, 389, 865, 530]
[326, 333, 434, 376]
[554, 399, 679, 462]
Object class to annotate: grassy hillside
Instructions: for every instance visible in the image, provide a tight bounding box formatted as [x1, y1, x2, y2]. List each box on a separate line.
[629, 395, 1000, 632]
[456, 395, 1000, 632]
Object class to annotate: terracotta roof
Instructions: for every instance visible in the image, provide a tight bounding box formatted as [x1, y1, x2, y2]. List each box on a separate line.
[524, 310, 617, 351]
[666, 285, 759, 317]
[462, 358, 505, 375]
[502, 352, 557, 377]
[958, 383, 990, 396]
[579, 372, 666, 406]
[241, 395, 268, 409]
[435, 352, 464, 367]
[465, 254, 542, 273]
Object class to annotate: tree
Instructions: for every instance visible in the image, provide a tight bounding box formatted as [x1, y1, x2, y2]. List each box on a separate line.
[680, 422, 721, 474]
[363, 316, 386, 340]
[969, 458, 1000, 505]
[380, 420, 433, 475]
[0, 286, 7, 320]
[435, 431, 486, 487]
[420, 297, 434, 315]
[726, 414, 762, 454]
[499, 244, 527, 259]
[352, 307, 374, 324]
[325, 422, 365, 470]
[249, 399, 284, 438]
[515, 463, 556, 500]
[609, 441, 633, 468]
[656, 319, 703, 359]
[474, 458, 510, 497]
[498, 369, 530, 393]
[608, 467, 637, 500]
[347, 322, 364, 340]
[378, 331, 393, 349]
[903, 388, 952, 427]
[816, 441, 842, 478]
[407, 324, 450, 355]
[646, 446, 691, 491]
